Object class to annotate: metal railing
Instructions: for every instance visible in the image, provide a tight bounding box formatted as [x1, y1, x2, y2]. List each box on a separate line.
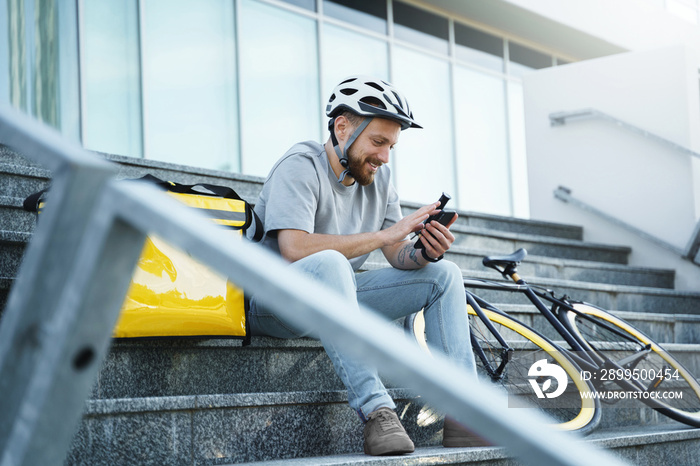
[0, 105, 627, 466]
[555, 186, 700, 265]
[550, 108, 700, 265]
[549, 108, 700, 161]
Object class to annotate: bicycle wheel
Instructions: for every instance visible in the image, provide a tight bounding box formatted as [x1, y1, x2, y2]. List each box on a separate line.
[562, 303, 700, 427]
[406, 306, 601, 434]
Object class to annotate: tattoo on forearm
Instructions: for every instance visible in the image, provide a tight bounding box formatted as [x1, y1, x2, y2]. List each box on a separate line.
[398, 242, 421, 267]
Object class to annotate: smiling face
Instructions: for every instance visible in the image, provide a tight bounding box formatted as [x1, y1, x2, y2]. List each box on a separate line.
[344, 117, 401, 186]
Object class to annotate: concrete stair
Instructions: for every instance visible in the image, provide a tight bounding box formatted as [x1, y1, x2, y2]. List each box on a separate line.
[2, 145, 700, 465]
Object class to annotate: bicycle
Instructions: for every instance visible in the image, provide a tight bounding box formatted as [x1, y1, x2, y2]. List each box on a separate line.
[405, 248, 700, 435]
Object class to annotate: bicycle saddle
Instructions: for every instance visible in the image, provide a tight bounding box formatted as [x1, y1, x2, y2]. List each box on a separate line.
[482, 248, 528, 271]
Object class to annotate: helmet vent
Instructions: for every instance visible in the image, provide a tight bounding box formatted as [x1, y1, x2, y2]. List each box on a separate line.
[392, 91, 404, 108]
[365, 81, 385, 92]
[359, 96, 386, 110]
[340, 77, 356, 85]
[340, 88, 358, 96]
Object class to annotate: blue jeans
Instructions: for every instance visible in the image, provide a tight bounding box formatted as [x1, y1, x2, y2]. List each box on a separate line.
[248, 249, 476, 422]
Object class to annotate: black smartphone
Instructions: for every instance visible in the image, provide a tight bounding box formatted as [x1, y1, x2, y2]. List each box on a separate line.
[414, 210, 456, 249]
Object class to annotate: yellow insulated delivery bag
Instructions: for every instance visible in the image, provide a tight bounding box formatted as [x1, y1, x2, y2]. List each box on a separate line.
[24, 174, 263, 344]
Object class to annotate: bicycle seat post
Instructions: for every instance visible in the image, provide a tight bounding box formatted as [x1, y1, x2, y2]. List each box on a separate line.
[504, 263, 524, 285]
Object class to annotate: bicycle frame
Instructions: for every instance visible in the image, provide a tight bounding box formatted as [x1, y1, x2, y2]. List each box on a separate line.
[463, 277, 655, 393]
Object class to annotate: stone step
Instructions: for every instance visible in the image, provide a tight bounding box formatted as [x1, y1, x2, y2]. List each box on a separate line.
[238, 425, 700, 466]
[66, 388, 427, 465]
[92, 337, 343, 399]
[448, 225, 630, 264]
[0, 146, 45, 166]
[0, 161, 51, 199]
[0, 196, 36, 233]
[65, 385, 700, 465]
[0, 231, 27, 281]
[0, 151, 265, 211]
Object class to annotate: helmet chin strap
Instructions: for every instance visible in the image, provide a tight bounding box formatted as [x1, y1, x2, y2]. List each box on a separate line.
[329, 117, 372, 182]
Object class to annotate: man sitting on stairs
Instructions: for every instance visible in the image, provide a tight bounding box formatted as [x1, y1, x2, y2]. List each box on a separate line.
[248, 75, 489, 455]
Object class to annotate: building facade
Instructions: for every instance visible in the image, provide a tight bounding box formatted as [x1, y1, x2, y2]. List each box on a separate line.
[2, 0, 699, 219]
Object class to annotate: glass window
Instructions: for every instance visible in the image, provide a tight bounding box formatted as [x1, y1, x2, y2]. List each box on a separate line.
[321, 23, 389, 134]
[82, 0, 143, 157]
[7, 0, 28, 113]
[57, 1, 81, 142]
[454, 66, 511, 215]
[508, 41, 552, 78]
[392, 46, 454, 206]
[239, 0, 320, 177]
[392, 1, 448, 55]
[280, 0, 316, 11]
[0, 1, 10, 106]
[454, 22, 504, 72]
[142, 0, 238, 171]
[507, 81, 529, 218]
[323, 0, 387, 34]
[32, 1, 60, 128]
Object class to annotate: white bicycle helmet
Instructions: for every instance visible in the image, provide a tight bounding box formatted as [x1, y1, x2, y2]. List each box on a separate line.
[326, 75, 421, 176]
[326, 75, 422, 130]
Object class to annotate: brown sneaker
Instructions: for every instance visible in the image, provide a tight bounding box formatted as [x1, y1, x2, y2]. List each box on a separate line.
[363, 407, 415, 456]
[442, 416, 492, 448]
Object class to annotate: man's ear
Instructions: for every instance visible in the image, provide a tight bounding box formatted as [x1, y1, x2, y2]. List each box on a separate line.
[333, 115, 351, 142]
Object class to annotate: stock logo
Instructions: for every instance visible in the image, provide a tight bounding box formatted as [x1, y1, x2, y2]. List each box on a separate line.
[528, 359, 568, 399]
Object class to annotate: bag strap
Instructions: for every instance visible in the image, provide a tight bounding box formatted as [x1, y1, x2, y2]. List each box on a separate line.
[138, 174, 264, 242]
[245, 204, 264, 243]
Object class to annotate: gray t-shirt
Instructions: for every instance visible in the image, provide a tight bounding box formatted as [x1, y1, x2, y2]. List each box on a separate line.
[254, 140, 403, 271]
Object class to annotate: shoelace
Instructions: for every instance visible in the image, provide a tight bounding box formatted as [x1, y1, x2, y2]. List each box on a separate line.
[372, 410, 401, 433]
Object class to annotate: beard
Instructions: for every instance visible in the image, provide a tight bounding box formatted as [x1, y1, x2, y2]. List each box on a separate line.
[345, 146, 380, 186]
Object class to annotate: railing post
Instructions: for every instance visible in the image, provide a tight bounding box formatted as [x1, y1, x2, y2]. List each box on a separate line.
[685, 220, 700, 263]
[0, 106, 147, 465]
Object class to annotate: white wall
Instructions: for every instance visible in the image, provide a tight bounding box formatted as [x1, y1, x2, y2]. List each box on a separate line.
[523, 45, 700, 290]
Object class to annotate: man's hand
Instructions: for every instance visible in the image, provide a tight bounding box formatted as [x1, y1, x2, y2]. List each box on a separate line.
[416, 212, 458, 260]
[377, 201, 438, 246]
[381, 202, 458, 269]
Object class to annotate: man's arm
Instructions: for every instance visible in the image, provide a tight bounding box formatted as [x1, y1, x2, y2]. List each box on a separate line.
[277, 202, 439, 263]
[277, 229, 384, 263]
